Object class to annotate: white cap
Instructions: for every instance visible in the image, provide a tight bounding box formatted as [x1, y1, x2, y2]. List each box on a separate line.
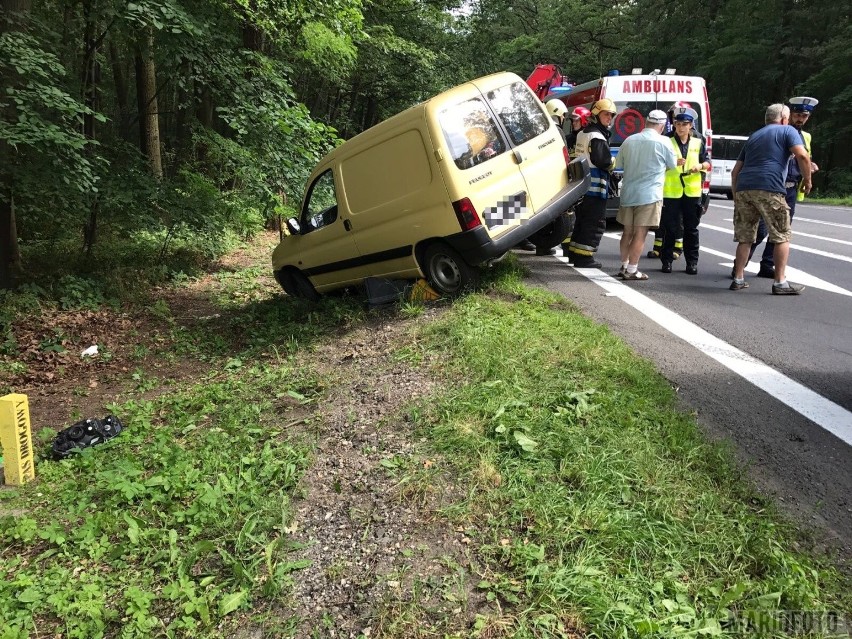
[647, 109, 668, 124]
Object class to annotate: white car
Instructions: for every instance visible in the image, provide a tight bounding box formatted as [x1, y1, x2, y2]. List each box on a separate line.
[710, 135, 747, 199]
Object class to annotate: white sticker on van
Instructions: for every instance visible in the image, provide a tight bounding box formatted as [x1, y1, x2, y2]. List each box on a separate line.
[483, 192, 528, 229]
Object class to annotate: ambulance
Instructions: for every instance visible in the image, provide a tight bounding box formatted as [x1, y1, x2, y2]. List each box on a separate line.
[527, 65, 712, 214]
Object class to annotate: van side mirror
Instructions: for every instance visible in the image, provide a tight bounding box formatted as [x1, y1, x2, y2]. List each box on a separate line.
[286, 218, 301, 235]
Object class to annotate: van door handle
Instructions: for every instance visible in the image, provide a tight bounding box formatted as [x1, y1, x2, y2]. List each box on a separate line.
[344, 219, 352, 231]
[513, 149, 524, 164]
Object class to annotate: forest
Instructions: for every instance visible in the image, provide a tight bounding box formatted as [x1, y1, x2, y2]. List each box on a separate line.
[1, 0, 849, 293]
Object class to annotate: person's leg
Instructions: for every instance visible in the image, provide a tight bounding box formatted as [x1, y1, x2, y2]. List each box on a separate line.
[773, 241, 790, 283]
[749, 218, 768, 262]
[681, 197, 700, 270]
[627, 226, 650, 265]
[569, 197, 605, 266]
[660, 199, 677, 267]
[733, 242, 752, 280]
[619, 226, 632, 263]
[567, 199, 590, 263]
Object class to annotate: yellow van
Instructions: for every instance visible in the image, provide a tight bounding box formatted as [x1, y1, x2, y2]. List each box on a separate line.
[272, 72, 590, 299]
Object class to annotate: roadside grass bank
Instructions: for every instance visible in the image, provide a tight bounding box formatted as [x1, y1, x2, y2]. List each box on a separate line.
[1, 246, 850, 638]
[401, 265, 852, 637]
[808, 196, 852, 206]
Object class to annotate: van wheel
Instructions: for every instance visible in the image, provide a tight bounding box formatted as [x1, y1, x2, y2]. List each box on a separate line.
[277, 269, 320, 301]
[422, 243, 479, 297]
[529, 211, 574, 249]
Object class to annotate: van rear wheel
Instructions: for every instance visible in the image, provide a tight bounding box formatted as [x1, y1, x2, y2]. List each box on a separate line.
[529, 211, 575, 249]
[422, 242, 479, 297]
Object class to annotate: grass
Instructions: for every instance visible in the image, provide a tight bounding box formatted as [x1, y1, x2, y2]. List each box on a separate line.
[1, 253, 850, 638]
[808, 195, 852, 206]
[393, 262, 852, 637]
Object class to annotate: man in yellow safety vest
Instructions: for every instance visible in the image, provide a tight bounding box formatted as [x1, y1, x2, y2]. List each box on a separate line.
[660, 106, 710, 274]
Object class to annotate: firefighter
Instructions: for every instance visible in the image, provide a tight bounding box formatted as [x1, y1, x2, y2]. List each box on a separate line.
[565, 98, 616, 268]
[565, 106, 591, 157]
[660, 106, 710, 274]
[746, 96, 819, 278]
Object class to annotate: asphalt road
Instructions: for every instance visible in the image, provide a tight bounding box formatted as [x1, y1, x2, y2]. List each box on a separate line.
[516, 197, 852, 562]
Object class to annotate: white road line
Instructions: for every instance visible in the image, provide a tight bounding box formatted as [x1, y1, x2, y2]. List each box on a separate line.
[711, 206, 852, 229]
[698, 246, 852, 297]
[703, 222, 852, 263]
[561, 255, 852, 447]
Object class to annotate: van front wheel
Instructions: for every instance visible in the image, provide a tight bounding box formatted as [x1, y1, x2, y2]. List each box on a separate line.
[422, 243, 479, 297]
[276, 268, 320, 302]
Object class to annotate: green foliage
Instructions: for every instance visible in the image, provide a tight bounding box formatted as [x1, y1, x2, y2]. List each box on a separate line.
[0, 368, 315, 637]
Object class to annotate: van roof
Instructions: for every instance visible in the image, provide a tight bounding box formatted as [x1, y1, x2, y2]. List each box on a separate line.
[314, 72, 526, 168]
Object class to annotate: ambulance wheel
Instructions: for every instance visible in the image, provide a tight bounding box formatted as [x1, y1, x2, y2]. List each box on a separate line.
[276, 268, 320, 301]
[529, 211, 575, 249]
[422, 242, 479, 297]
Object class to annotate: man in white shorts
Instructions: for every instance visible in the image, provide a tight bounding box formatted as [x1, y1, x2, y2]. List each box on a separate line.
[613, 110, 677, 280]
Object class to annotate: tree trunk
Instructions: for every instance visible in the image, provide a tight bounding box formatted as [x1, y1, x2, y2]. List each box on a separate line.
[109, 40, 130, 141]
[0, 0, 32, 289]
[135, 28, 162, 179]
[82, 0, 100, 254]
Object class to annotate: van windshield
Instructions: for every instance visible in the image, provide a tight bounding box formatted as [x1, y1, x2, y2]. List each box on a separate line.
[610, 101, 704, 146]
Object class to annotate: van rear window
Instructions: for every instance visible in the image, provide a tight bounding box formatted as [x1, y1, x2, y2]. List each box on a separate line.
[439, 98, 507, 170]
[486, 81, 550, 146]
[718, 138, 746, 161]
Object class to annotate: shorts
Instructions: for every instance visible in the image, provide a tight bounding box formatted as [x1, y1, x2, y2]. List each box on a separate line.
[616, 201, 663, 228]
[733, 190, 791, 244]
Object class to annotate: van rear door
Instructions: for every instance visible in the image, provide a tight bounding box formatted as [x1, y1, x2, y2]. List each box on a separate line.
[479, 78, 567, 215]
[433, 83, 535, 239]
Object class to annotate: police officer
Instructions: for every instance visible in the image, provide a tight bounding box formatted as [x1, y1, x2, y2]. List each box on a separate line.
[566, 98, 616, 268]
[660, 106, 710, 274]
[648, 102, 693, 261]
[746, 96, 819, 278]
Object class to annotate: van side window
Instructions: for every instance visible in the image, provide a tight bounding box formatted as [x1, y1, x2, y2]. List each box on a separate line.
[439, 99, 507, 170]
[486, 82, 550, 145]
[724, 139, 746, 161]
[302, 170, 338, 232]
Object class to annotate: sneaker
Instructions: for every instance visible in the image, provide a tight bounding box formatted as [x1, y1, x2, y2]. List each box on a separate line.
[573, 258, 602, 269]
[515, 240, 536, 251]
[772, 282, 805, 295]
[757, 265, 776, 279]
[661, 261, 672, 273]
[685, 262, 698, 275]
[729, 280, 749, 291]
[535, 247, 557, 256]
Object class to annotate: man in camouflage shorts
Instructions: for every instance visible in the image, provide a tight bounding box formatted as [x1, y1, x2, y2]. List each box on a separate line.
[729, 104, 811, 295]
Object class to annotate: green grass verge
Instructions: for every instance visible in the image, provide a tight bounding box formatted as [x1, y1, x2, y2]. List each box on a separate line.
[409, 266, 851, 637]
[807, 196, 852, 206]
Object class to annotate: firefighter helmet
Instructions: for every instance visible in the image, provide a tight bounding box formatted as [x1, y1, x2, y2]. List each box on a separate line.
[591, 98, 617, 116]
[546, 99, 569, 120]
[570, 106, 591, 127]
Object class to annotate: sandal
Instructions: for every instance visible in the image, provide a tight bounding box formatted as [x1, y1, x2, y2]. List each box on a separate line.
[622, 270, 649, 281]
[615, 267, 626, 279]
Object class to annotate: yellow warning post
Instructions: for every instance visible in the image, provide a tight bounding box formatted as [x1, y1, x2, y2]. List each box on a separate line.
[0, 394, 36, 486]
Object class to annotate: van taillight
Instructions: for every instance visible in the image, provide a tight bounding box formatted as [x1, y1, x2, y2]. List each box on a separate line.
[563, 146, 569, 165]
[452, 198, 482, 231]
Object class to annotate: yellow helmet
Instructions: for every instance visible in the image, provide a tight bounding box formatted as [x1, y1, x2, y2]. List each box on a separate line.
[546, 99, 568, 119]
[591, 98, 617, 116]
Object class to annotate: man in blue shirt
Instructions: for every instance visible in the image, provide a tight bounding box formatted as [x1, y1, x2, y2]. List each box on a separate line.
[729, 104, 812, 295]
[613, 110, 677, 280]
